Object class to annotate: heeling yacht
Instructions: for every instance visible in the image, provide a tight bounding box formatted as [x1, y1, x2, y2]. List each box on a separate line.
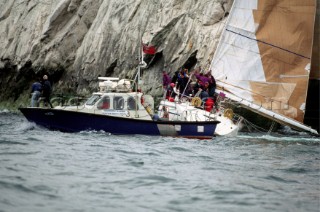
[19, 77, 220, 139]
[158, 0, 319, 136]
[209, 0, 318, 135]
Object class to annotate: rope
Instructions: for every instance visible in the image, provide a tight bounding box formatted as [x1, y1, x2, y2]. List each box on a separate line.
[226, 29, 310, 60]
[242, 118, 269, 133]
[223, 108, 234, 119]
[191, 97, 202, 107]
[267, 121, 276, 134]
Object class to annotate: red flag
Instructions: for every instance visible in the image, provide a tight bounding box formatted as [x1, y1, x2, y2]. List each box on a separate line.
[142, 43, 156, 55]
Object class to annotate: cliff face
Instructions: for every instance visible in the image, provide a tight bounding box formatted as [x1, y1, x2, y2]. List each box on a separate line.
[0, 0, 232, 105]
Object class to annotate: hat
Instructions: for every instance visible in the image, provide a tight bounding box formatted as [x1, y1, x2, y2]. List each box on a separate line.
[43, 75, 48, 80]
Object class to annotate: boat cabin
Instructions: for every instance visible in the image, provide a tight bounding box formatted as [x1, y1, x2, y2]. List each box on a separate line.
[59, 77, 154, 120]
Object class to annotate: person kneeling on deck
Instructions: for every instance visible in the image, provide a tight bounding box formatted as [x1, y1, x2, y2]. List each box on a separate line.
[199, 81, 210, 100]
[166, 83, 177, 102]
[30, 78, 42, 107]
[161, 106, 169, 119]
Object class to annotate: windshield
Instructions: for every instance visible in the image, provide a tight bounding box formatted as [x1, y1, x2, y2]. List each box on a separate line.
[113, 96, 124, 110]
[85, 95, 101, 106]
[97, 96, 110, 109]
[127, 96, 138, 110]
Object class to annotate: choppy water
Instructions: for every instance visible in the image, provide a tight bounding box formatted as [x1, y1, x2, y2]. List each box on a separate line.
[0, 110, 319, 212]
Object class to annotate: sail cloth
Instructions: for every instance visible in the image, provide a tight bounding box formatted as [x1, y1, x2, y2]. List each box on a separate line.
[210, 0, 317, 130]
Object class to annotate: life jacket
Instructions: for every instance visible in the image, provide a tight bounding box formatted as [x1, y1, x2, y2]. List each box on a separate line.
[204, 98, 214, 112]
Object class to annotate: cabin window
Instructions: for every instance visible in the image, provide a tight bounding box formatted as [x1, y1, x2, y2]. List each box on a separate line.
[97, 96, 110, 110]
[113, 96, 124, 110]
[127, 96, 138, 110]
[85, 95, 101, 106]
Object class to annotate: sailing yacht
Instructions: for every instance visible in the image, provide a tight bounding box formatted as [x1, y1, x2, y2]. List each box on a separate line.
[210, 0, 318, 134]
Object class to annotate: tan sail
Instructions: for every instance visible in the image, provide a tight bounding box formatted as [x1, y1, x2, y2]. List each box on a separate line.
[210, 0, 317, 134]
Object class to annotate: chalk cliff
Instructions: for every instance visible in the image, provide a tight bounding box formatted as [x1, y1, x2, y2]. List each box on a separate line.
[0, 0, 232, 105]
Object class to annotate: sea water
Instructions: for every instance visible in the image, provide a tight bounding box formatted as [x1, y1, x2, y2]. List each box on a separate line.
[0, 110, 319, 212]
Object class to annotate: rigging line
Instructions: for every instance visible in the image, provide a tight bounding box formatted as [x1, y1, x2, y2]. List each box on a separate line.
[225, 29, 311, 60]
[268, 121, 276, 134]
[243, 118, 268, 133]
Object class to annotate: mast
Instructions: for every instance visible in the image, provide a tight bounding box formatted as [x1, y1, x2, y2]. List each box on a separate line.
[305, 0, 320, 133]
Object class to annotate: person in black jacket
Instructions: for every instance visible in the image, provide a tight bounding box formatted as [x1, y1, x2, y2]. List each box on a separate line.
[42, 75, 53, 108]
[171, 70, 179, 84]
[176, 71, 189, 97]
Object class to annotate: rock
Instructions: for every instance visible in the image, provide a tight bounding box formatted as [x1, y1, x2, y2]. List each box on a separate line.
[0, 0, 232, 104]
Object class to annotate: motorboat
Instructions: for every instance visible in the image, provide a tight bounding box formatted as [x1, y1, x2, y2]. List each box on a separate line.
[19, 77, 220, 139]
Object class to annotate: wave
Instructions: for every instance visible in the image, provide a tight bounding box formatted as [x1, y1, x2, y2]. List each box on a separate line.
[277, 126, 313, 136]
[237, 133, 320, 145]
[0, 180, 58, 198]
[0, 109, 10, 114]
[14, 121, 37, 132]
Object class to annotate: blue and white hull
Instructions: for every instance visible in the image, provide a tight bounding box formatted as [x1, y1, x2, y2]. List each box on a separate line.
[19, 108, 219, 139]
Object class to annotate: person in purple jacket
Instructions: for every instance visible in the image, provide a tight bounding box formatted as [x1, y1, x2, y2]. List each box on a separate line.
[194, 70, 210, 86]
[162, 71, 171, 91]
